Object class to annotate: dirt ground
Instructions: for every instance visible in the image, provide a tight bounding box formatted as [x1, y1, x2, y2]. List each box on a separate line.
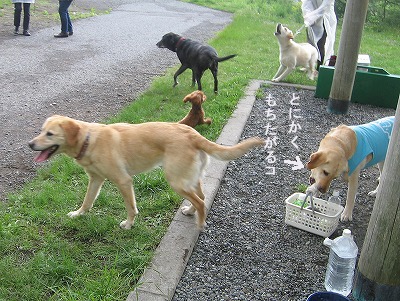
[0, 1, 129, 199]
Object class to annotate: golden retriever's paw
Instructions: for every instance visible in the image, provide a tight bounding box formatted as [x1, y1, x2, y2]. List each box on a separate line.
[119, 220, 133, 230]
[181, 205, 196, 216]
[340, 210, 353, 222]
[67, 209, 85, 218]
[198, 221, 207, 231]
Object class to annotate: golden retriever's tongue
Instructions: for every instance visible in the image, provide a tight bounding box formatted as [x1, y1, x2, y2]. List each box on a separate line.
[34, 149, 52, 163]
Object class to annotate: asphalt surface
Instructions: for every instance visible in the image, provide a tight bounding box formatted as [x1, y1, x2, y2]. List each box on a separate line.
[0, 0, 233, 198]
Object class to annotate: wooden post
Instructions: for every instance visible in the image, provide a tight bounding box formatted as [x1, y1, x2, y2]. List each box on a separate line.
[353, 97, 400, 300]
[327, 0, 369, 114]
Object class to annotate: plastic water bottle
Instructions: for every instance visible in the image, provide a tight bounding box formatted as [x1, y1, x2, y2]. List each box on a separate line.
[323, 229, 358, 296]
[328, 189, 341, 205]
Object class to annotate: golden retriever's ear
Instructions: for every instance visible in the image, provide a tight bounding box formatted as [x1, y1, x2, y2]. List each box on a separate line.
[306, 151, 324, 170]
[60, 120, 81, 147]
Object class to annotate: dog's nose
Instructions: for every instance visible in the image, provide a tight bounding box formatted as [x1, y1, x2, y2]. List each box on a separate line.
[309, 177, 316, 185]
[28, 141, 35, 150]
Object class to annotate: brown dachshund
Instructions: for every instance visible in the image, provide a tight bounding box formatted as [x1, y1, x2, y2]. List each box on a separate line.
[178, 91, 212, 128]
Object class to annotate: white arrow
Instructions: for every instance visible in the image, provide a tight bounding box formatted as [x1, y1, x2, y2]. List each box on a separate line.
[284, 156, 304, 170]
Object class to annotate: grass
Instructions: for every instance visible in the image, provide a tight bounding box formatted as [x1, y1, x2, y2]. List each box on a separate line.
[1, 0, 399, 300]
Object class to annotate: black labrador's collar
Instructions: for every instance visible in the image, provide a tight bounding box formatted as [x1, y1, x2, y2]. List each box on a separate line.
[75, 133, 90, 160]
[175, 37, 186, 51]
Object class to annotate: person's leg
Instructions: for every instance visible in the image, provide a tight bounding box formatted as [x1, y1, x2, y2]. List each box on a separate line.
[66, 3, 73, 35]
[55, 0, 73, 37]
[64, 0, 73, 34]
[14, 3, 22, 34]
[65, 11, 73, 34]
[59, 1, 69, 33]
[316, 26, 327, 69]
[22, 3, 31, 36]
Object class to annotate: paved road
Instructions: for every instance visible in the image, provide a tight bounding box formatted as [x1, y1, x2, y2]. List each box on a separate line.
[0, 0, 232, 197]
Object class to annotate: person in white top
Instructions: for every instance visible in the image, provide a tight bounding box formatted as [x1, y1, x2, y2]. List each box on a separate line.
[301, 0, 337, 69]
[12, 0, 35, 36]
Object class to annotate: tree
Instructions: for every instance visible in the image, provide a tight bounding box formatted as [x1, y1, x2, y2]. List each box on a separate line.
[353, 98, 400, 300]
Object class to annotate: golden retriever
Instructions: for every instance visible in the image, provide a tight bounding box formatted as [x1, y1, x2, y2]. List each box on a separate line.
[306, 116, 394, 221]
[178, 90, 212, 128]
[272, 23, 318, 82]
[29, 115, 265, 229]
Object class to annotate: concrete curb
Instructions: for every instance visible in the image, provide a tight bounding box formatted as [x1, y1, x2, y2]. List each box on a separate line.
[126, 79, 265, 301]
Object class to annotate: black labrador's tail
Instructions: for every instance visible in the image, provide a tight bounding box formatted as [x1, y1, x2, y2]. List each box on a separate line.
[216, 54, 237, 62]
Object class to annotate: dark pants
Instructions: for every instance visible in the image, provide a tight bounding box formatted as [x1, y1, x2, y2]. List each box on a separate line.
[306, 24, 328, 70]
[317, 27, 327, 69]
[14, 3, 31, 31]
[59, 0, 73, 33]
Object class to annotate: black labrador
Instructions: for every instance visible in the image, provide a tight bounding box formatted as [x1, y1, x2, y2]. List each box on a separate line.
[156, 32, 236, 93]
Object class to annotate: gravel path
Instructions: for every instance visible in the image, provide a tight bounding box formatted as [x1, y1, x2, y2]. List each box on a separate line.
[172, 84, 395, 301]
[0, 0, 232, 199]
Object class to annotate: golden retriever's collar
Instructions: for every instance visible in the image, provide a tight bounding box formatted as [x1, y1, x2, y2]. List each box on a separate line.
[75, 133, 90, 160]
[175, 37, 185, 50]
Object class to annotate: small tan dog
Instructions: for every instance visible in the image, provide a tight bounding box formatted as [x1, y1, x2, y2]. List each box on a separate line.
[306, 117, 395, 221]
[178, 90, 212, 128]
[29, 115, 264, 230]
[272, 23, 318, 82]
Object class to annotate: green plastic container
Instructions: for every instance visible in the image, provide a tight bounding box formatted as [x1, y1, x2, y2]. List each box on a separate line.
[315, 65, 400, 109]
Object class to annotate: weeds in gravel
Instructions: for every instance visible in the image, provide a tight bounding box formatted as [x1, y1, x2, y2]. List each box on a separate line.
[295, 183, 309, 193]
[1, 1, 399, 300]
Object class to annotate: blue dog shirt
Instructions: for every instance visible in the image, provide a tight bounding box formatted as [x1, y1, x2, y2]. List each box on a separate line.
[348, 116, 395, 175]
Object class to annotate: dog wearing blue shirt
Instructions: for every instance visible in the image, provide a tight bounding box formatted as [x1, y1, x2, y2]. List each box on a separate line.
[306, 116, 395, 222]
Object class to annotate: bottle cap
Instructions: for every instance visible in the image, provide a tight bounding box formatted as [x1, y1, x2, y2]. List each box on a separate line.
[343, 229, 352, 237]
[323, 237, 333, 247]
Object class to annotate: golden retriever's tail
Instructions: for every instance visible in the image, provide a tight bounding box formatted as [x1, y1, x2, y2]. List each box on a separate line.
[199, 137, 265, 161]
